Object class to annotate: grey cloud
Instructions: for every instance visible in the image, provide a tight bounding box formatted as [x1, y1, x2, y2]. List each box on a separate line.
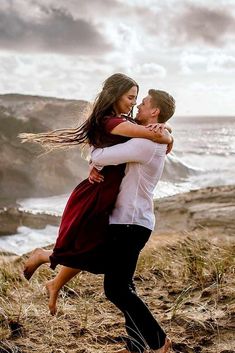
[173, 5, 235, 46]
[0, 6, 112, 55]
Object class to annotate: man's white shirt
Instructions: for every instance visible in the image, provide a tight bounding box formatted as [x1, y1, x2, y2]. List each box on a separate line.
[91, 138, 167, 230]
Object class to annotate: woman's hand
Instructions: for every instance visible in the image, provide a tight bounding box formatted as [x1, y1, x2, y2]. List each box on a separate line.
[145, 123, 165, 134]
[88, 167, 104, 184]
[145, 123, 165, 142]
[145, 124, 173, 146]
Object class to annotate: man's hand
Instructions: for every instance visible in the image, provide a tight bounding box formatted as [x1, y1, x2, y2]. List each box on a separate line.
[166, 136, 174, 154]
[88, 167, 104, 184]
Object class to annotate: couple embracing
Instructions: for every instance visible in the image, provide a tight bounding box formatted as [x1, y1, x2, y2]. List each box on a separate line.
[21, 73, 175, 353]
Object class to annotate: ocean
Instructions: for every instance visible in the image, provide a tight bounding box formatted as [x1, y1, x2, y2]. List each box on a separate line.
[156, 115, 235, 197]
[1, 116, 234, 255]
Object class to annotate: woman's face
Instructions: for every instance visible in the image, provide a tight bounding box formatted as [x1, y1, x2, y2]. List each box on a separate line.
[114, 86, 138, 116]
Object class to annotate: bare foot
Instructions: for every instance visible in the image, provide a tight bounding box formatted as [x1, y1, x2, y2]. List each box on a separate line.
[153, 337, 172, 353]
[162, 337, 171, 353]
[115, 337, 171, 353]
[46, 279, 59, 316]
[23, 248, 49, 280]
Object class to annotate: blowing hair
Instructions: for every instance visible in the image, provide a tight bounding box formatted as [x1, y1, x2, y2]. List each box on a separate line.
[19, 73, 138, 150]
[148, 89, 175, 123]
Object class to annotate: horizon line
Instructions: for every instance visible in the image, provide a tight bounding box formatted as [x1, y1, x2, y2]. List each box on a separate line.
[0, 92, 234, 118]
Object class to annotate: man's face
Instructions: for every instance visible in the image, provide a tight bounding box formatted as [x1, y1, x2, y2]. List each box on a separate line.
[135, 95, 155, 125]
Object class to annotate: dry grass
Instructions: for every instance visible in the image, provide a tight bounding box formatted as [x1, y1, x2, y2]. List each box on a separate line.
[0, 233, 234, 353]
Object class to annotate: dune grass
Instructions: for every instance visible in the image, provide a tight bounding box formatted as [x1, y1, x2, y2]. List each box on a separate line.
[0, 233, 234, 353]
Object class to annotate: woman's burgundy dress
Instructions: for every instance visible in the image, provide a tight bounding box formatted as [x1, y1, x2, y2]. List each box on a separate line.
[50, 117, 128, 274]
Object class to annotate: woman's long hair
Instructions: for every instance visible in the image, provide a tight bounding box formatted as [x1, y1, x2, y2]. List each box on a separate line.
[19, 73, 138, 150]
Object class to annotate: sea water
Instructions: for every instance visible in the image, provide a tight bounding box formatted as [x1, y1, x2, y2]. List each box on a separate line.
[156, 116, 235, 197]
[1, 116, 234, 254]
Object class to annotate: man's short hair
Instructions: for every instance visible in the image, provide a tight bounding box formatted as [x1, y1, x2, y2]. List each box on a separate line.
[148, 89, 175, 123]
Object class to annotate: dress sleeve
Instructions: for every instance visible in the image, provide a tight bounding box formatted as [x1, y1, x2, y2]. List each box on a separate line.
[104, 116, 127, 133]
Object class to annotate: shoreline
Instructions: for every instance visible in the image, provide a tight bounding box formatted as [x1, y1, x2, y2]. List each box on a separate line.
[0, 184, 234, 256]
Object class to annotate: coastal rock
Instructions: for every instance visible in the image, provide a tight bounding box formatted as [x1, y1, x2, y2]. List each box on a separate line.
[0, 94, 90, 200]
[154, 185, 235, 235]
[0, 206, 60, 236]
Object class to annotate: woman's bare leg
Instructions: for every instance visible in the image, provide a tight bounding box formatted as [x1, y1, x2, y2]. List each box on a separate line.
[24, 248, 52, 280]
[46, 266, 81, 315]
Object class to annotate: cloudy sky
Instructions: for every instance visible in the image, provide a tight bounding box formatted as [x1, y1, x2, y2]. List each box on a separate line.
[0, 0, 234, 116]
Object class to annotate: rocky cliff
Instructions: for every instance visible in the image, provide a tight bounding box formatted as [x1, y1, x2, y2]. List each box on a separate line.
[0, 94, 90, 200]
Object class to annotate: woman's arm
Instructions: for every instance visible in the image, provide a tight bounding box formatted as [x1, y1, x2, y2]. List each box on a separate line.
[111, 121, 172, 144]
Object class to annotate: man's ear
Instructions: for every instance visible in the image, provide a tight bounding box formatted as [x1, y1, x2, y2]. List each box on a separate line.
[151, 107, 160, 118]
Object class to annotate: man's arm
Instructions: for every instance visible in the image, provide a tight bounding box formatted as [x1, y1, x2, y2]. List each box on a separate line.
[91, 138, 166, 167]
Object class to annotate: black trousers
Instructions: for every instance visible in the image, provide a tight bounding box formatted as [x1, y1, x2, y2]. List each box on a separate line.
[104, 224, 166, 353]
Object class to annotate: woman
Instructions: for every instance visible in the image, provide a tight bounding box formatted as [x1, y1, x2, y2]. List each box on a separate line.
[21, 73, 171, 315]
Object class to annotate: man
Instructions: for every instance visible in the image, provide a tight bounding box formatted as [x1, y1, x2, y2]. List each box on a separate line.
[90, 89, 175, 353]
